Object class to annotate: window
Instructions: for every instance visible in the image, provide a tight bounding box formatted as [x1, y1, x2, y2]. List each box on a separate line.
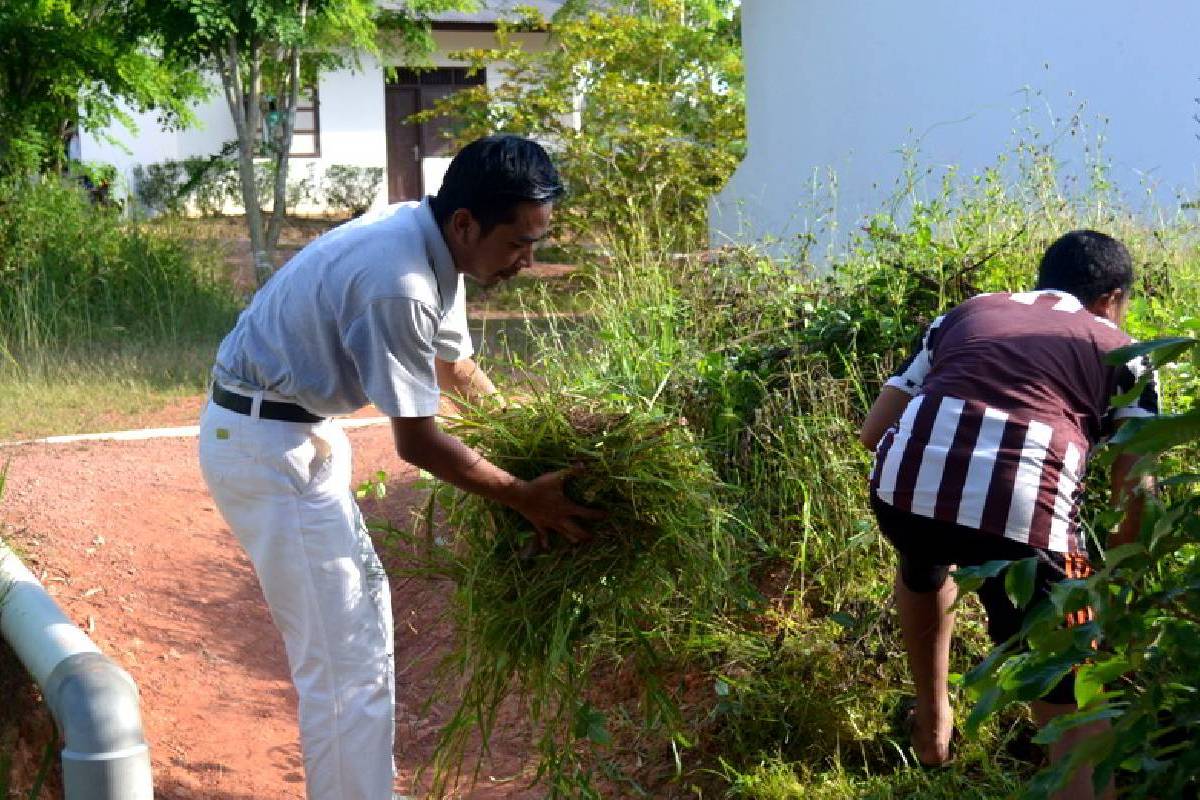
[258, 87, 321, 158]
[289, 88, 320, 158]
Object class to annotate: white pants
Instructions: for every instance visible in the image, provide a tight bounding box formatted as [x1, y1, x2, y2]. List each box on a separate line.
[198, 399, 396, 800]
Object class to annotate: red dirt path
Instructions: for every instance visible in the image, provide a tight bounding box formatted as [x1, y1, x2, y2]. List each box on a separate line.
[1, 420, 540, 799]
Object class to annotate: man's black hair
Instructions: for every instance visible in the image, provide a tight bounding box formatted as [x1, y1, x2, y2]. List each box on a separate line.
[1035, 229, 1134, 306]
[430, 134, 564, 234]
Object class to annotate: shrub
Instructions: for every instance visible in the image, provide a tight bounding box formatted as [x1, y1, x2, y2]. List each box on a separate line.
[131, 159, 190, 215]
[323, 164, 383, 217]
[416, 0, 744, 254]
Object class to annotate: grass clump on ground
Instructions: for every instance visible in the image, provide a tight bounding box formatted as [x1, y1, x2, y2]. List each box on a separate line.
[401, 396, 738, 798]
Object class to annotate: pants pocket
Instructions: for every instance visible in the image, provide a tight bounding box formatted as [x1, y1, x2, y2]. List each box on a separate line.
[280, 430, 335, 494]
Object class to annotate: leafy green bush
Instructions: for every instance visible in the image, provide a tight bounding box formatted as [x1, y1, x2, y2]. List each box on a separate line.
[956, 335, 1200, 800]
[322, 164, 383, 217]
[417, 0, 743, 254]
[131, 146, 329, 217]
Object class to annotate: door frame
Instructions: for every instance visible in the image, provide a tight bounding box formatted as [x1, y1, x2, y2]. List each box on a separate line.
[383, 67, 487, 203]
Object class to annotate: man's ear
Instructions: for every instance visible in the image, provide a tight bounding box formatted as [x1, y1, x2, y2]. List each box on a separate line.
[1087, 288, 1126, 323]
[449, 208, 477, 245]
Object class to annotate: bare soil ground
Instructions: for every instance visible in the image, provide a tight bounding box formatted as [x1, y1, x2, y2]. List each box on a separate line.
[0, 217, 586, 797]
[1, 417, 543, 799]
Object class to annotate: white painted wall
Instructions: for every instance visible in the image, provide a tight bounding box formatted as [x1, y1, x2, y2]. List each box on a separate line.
[712, 0, 1200, 257]
[77, 26, 552, 214]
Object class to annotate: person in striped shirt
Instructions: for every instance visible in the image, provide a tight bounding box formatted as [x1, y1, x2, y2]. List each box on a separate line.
[860, 230, 1158, 798]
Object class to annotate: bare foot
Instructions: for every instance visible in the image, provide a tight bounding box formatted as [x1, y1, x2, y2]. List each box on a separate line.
[911, 702, 955, 766]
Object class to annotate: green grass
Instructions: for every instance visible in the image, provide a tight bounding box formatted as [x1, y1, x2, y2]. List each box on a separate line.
[0, 340, 221, 441]
[391, 396, 736, 798]
[0, 177, 240, 441]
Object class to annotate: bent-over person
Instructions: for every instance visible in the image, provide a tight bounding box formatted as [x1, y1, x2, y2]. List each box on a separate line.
[860, 230, 1159, 800]
[198, 135, 601, 800]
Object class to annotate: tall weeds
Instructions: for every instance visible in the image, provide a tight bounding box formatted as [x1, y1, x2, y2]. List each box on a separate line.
[415, 138, 1199, 798]
[0, 177, 238, 365]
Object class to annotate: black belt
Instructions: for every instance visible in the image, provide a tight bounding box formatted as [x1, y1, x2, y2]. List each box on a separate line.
[211, 383, 325, 424]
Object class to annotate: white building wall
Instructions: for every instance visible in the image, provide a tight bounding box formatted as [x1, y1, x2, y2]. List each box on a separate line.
[712, 0, 1200, 257]
[78, 27, 551, 215]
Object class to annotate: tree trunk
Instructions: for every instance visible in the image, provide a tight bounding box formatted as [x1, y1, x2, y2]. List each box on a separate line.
[218, 34, 273, 290]
[266, 30, 304, 255]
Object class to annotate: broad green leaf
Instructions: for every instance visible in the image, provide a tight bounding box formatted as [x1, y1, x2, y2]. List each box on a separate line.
[1105, 336, 1196, 367]
[1074, 658, 1132, 708]
[1005, 556, 1039, 609]
[1001, 651, 1083, 700]
[1109, 409, 1200, 455]
[572, 702, 611, 746]
[952, 559, 1012, 597]
[1109, 371, 1154, 407]
[963, 641, 1014, 693]
[1101, 543, 1148, 571]
[1032, 704, 1124, 744]
[965, 685, 1005, 736]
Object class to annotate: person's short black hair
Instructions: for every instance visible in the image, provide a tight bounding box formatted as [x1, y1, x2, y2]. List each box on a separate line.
[430, 134, 564, 234]
[1034, 229, 1134, 305]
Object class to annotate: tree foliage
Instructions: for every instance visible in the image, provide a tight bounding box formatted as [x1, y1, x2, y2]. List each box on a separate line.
[418, 0, 744, 254]
[0, 0, 205, 175]
[156, 0, 474, 286]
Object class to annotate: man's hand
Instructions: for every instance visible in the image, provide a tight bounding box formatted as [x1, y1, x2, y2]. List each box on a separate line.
[509, 469, 606, 550]
[1108, 451, 1155, 549]
[435, 356, 501, 409]
[392, 417, 604, 548]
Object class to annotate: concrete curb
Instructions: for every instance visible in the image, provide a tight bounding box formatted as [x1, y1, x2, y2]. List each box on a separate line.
[0, 417, 392, 448]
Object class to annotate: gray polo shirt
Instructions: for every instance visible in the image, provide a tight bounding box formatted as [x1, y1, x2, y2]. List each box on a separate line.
[213, 198, 473, 418]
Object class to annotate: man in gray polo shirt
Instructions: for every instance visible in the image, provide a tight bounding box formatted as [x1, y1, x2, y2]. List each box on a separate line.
[198, 136, 599, 800]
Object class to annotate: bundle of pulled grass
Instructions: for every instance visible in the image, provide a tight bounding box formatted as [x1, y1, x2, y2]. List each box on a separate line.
[413, 395, 737, 797]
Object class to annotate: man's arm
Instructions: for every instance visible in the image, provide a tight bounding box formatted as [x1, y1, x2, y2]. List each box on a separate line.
[860, 385, 914, 451]
[1108, 452, 1155, 549]
[392, 415, 601, 547]
[435, 356, 500, 409]
[1104, 354, 1161, 548]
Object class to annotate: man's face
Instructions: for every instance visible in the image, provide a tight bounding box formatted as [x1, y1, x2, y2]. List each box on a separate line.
[452, 201, 553, 286]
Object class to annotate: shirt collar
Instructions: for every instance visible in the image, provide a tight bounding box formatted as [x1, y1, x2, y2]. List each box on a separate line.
[415, 197, 459, 315]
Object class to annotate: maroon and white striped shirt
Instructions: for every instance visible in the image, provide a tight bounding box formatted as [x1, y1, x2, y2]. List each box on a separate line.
[870, 290, 1159, 553]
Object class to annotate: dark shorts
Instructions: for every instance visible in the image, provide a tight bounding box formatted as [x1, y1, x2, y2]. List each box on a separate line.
[871, 495, 1092, 705]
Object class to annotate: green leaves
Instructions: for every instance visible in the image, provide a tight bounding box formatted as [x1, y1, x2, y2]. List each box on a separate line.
[1105, 336, 1197, 369]
[1073, 658, 1131, 709]
[960, 328, 1200, 798]
[573, 702, 612, 746]
[416, 0, 744, 254]
[950, 558, 1011, 597]
[1005, 556, 1040, 610]
[1108, 409, 1200, 456]
[0, 0, 208, 173]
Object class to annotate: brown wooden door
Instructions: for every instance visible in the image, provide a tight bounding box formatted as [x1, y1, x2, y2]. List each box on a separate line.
[385, 86, 420, 202]
[384, 68, 487, 203]
[419, 85, 457, 157]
